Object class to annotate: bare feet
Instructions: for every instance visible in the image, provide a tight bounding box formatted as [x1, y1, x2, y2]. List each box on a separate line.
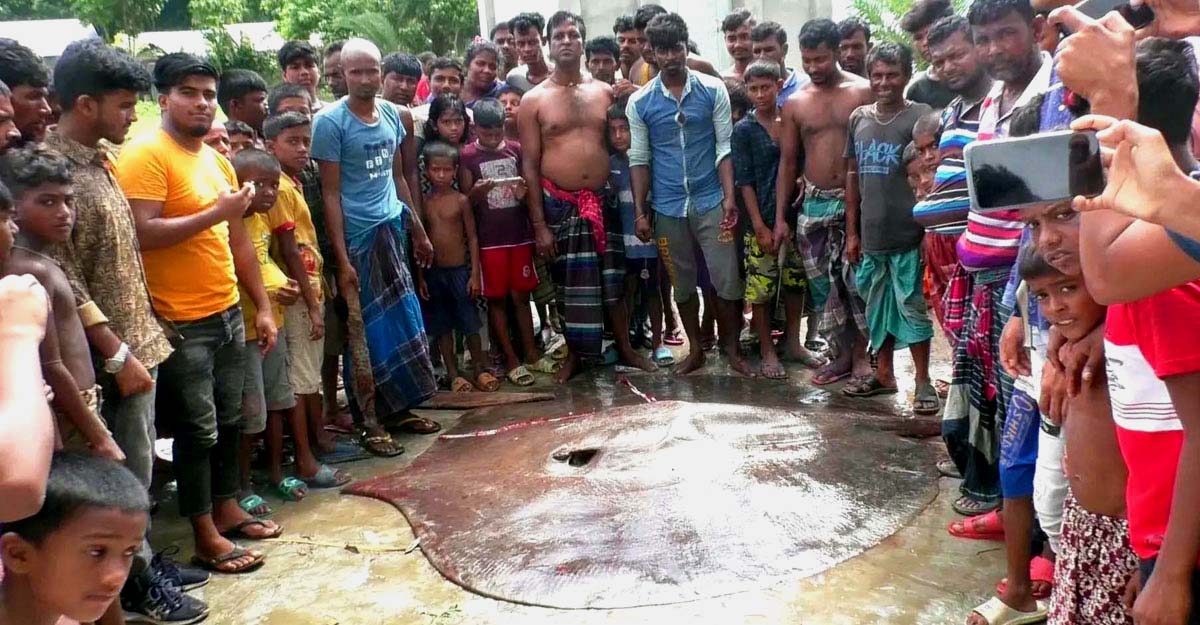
[555, 352, 579, 384]
[617, 346, 658, 372]
[760, 352, 787, 380]
[726, 351, 756, 378]
[676, 349, 706, 375]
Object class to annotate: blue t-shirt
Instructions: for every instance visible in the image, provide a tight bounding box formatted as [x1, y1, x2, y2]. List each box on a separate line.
[311, 99, 407, 249]
[610, 154, 657, 260]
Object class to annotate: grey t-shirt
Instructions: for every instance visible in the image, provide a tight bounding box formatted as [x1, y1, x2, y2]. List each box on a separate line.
[844, 102, 933, 254]
[905, 70, 957, 110]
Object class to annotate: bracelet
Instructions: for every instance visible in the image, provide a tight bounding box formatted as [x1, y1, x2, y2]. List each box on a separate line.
[635, 214, 648, 222]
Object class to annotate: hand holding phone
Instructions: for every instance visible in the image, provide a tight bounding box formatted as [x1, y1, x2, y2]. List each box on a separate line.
[965, 130, 1105, 212]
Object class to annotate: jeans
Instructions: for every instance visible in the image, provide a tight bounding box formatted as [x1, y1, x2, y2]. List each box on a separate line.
[157, 306, 246, 518]
[100, 365, 159, 574]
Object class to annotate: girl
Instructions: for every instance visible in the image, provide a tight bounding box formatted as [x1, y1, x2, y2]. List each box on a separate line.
[420, 94, 471, 196]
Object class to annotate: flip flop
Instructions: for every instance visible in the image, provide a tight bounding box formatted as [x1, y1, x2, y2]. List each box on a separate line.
[601, 343, 619, 366]
[913, 382, 941, 415]
[811, 368, 852, 386]
[506, 365, 536, 387]
[390, 416, 442, 435]
[274, 477, 307, 502]
[450, 376, 476, 392]
[191, 546, 265, 575]
[544, 334, 569, 360]
[804, 339, 827, 352]
[302, 464, 352, 489]
[526, 356, 561, 374]
[663, 330, 684, 346]
[219, 518, 283, 541]
[968, 596, 1047, 625]
[317, 439, 372, 465]
[996, 555, 1055, 599]
[475, 371, 501, 392]
[237, 494, 272, 518]
[360, 434, 404, 458]
[948, 509, 1005, 541]
[843, 377, 899, 397]
[652, 346, 676, 366]
[953, 495, 1001, 516]
[782, 350, 828, 369]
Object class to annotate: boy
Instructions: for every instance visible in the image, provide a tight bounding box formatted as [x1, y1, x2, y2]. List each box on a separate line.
[903, 142, 933, 202]
[0, 146, 123, 462]
[734, 60, 820, 379]
[0, 453, 151, 625]
[268, 83, 313, 118]
[458, 99, 551, 384]
[419, 141, 488, 391]
[225, 120, 257, 156]
[1018, 248, 1135, 625]
[497, 85, 522, 143]
[913, 110, 956, 331]
[843, 43, 937, 412]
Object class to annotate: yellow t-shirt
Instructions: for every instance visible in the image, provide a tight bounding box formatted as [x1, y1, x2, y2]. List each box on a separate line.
[269, 174, 324, 301]
[115, 129, 239, 322]
[240, 211, 291, 340]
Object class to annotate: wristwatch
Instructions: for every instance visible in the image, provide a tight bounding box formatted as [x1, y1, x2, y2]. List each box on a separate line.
[104, 342, 130, 374]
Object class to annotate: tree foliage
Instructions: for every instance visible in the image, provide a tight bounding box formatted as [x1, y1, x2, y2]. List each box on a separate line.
[189, 0, 248, 29]
[849, 0, 970, 66]
[0, 0, 72, 21]
[265, 0, 478, 55]
[69, 0, 166, 40]
[204, 28, 281, 81]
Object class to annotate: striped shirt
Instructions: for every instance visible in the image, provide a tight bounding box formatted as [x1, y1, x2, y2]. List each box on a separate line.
[912, 96, 983, 235]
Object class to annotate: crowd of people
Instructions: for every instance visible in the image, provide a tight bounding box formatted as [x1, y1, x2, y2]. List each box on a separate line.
[0, 0, 1199, 623]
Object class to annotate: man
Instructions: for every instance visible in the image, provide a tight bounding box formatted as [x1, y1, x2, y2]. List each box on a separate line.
[751, 21, 809, 107]
[0, 39, 51, 145]
[774, 18, 873, 388]
[520, 11, 656, 382]
[721, 9, 756, 80]
[837, 17, 872, 77]
[382, 52, 423, 107]
[585, 36, 620, 85]
[628, 4, 721, 85]
[612, 15, 644, 99]
[44, 39, 211, 624]
[323, 41, 348, 100]
[0, 81, 20, 152]
[217, 68, 269, 137]
[311, 39, 440, 454]
[279, 40, 323, 108]
[490, 21, 520, 73]
[507, 12, 553, 93]
[628, 12, 748, 377]
[412, 57, 470, 139]
[116, 52, 279, 574]
[901, 0, 958, 108]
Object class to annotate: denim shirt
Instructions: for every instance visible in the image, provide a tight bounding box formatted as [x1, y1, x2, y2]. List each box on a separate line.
[627, 70, 732, 218]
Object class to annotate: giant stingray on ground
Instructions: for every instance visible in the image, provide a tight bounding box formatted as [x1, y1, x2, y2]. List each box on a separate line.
[345, 375, 940, 609]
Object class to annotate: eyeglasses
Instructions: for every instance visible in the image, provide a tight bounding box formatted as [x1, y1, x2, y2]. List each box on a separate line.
[675, 110, 687, 126]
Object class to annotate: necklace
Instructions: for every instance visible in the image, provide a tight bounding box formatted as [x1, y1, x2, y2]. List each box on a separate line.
[872, 100, 911, 126]
[12, 245, 59, 265]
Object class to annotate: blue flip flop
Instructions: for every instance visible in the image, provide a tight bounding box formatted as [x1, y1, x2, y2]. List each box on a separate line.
[653, 346, 675, 366]
[317, 439, 372, 465]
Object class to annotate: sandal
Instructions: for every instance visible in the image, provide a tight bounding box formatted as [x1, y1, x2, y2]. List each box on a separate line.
[219, 518, 283, 541]
[652, 346, 676, 366]
[843, 377, 899, 398]
[191, 546, 265, 575]
[475, 371, 501, 392]
[275, 477, 308, 502]
[937, 459, 963, 479]
[913, 382, 941, 415]
[526, 356, 561, 374]
[301, 464, 352, 488]
[545, 334, 569, 360]
[317, 439, 371, 465]
[238, 494, 272, 518]
[811, 368, 852, 386]
[506, 365, 536, 387]
[948, 509, 1004, 541]
[390, 416, 442, 434]
[360, 433, 404, 458]
[968, 596, 1047, 625]
[996, 555, 1056, 599]
[450, 376, 476, 392]
[663, 329, 684, 346]
[782, 349, 828, 369]
[953, 495, 1001, 516]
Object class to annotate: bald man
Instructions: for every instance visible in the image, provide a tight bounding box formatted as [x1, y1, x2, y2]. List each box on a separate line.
[311, 39, 440, 455]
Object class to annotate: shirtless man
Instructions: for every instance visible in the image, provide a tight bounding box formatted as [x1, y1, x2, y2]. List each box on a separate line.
[628, 4, 721, 86]
[520, 11, 656, 382]
[774, 18, 873, 387]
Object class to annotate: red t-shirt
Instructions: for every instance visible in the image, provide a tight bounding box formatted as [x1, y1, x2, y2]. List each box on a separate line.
[1105, 279, 1200, 560]
[459, 140, 532, 249]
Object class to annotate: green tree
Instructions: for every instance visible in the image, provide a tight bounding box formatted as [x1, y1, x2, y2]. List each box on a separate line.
[0, 0, 72, 20]
[69, 0, 166, 40]
[849, 0, 969, 65]
[189, 0, 248, 28]
[265, 0, 478, 55]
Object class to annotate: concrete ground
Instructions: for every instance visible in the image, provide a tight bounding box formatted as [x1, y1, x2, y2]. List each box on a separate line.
[149, 338, 1005, 625]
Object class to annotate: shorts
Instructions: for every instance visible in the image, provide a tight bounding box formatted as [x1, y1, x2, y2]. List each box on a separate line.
[743, 231, 804, 305]
[422, 265, 483, 339]
[481, 244, 539, 299]
[1048, 494, 1137, 625]
[626, 256, 659, 292]
[655, 203, 743, 304]
[999, 385, 1040, 499]
[283, 301, 323, 395]
[242, 334, 296, 434]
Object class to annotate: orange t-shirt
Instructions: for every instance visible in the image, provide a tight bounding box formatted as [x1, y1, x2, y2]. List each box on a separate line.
[115, 129, 239, 322]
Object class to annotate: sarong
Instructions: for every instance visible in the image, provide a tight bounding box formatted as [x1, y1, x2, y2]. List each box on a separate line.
[1048, 493, 1137, 625]
[854, 248, 933, 353]
[541, 180, 625, 359]
[941, 264, 1013, 504]
[922, 231, 959, 331]
[347, 218, 436, 417]
[796, 186, 866, 338]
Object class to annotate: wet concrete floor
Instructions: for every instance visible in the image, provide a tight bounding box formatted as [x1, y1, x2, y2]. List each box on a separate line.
[149, 341, 1005, 624]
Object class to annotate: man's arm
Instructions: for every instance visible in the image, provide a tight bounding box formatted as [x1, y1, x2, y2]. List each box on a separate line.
[391, 120, 433, 268]
[775, 101, 802, 246]
[228, 217, 277, 353]
[129, 187, 252, 251]
[686, 57, 721, 78]
[398, 107, 423, 217]
[519, 92, 554, 257]
[1079, 210, 1200, 304]
[626, 95, 654, 242]
[0, 274, 53, 522]
[843, 156, 862, 264]
[712, 85, 737, 228]
[317, 160, 356, 290]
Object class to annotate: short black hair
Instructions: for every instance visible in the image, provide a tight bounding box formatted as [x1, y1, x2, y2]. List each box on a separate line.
[967, 0, 1035, 27]
[902, 141, 919, 168]
[645, 12, 689, 50]
[725, 77, 751, 116]
[0, 38, 50, 90]
[634, 4, 668, 31]
[0, 144, 72, 199]
[382, 52, 423, 80]
[900, 0, 955, 33]
[0, 453, 149, 545]
[263, 111, 310, 141]
[422, 140, 459, 165]
[277, 40, 319, 71]
[1009, 93, 1045, 138]
[473, 97, 505, 128]
[232, 147, 280, 176]
[547, 10, 586, 40]
[490, 22, 509, 39]
[267, 82, 311, 115]
[1018, 242, 1060, 282]
[224, 119, 254, 138]
[53, 39, 151, 113]
[423, 94, 471, 142]
[428, 56, 464, 79]
[509, 12, 546, 37]
[866, 41, 913, 75]
[0, 79, 9, 98]
[913, 109, 942, 138]
[744, 59, 783, 82]
[839, 17, 872, 42]
[153, 52, 218, 93]
[465, 40, 501, 66]
[606, 102, 627, 123]
[751, 21, 787, 45]
[1136, 37, 1199, 146]
[324, 41, 344, 58]
[722, 9, 754, 33]
[613, 14, 636, 34]
[497, 83, 523, 98]
[586, 36, 620, 61]
[217, 69, 268, 117]
[799, 19, 842, 51]
[927, 15, 972, 49]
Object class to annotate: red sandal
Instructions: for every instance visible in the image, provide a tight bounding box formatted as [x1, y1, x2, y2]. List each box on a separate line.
[947, 509, 1005, 541]
[996, 555, 1056, 599]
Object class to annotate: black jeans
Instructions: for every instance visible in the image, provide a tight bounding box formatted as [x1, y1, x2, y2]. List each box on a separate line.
[1139, 558, 1200, 625]
[157, 306, 246, 518]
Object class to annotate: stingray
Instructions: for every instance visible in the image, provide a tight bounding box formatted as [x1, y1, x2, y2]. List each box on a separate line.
[346, 400, 937, 609]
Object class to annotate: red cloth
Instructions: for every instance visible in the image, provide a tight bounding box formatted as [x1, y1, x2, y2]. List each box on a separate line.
[540, 179, 607, 255]
[923, 231, 960, 330]
[415, 75, 431, 104]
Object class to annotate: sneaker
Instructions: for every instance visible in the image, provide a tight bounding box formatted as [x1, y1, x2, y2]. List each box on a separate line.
[122, 570, 209, 624]
[151, 546, 210, 591]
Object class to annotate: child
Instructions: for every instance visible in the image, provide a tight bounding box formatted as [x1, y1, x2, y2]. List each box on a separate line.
[418, 141, 489, 392]
[0, 453, 151, 625]
[268, 82, 313, 118]
[420, 94, 470, 196]
[903, 142, 933, 202]
[225, 119, 257, 156]
[497, 85, 522, 142]
[912, 110, 942, 173]
[912, 110, 956, 332]
[843, 43, 937, 413]
[608, 103, 671, 367]
[202, 121, 230, 158]
[1016, 248, 1135, 625]
[0, 146, 123, 462]
[725, 77, 751, 125]
[458, 99, 552, 385]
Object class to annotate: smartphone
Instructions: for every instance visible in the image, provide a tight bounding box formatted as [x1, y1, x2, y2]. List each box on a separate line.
[964, 130, 1105, 212]
[1070, 0, 1155, 28]
[491, 176, 524, 186]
